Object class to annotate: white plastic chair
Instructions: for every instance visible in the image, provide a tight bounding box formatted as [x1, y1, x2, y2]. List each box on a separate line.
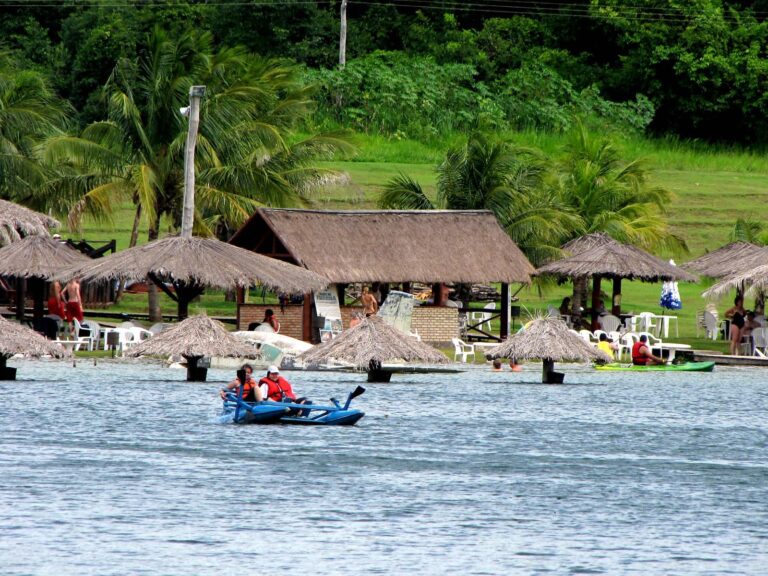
[703, 311, 720, 340]
[73, 318, 100, 351]
[471, 302, 495, 332]
[579, 329, 596, 343]
[638, 332, 663, 355]
[751, 327, 768, 356]
[451, 338, 476, 363]
[634, 312, 658, 334]
[618, 333, 637, 361]
[127, 326, 153, 347]
[598, 314, 621, 333]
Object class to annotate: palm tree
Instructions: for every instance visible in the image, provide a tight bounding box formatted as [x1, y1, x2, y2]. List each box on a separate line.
[556, 123, 686, 314]
[39, 29, 352, 317]
[0, 52, 70, 201]
[379, 133, 576, 267]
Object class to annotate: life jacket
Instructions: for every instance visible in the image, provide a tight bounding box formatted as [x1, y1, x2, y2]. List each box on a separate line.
[632, 341, 649, 365]
[237, 378, 257, 402]
[260, 376, 296, 402]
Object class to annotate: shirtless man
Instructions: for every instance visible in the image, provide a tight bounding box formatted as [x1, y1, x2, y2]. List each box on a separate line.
[361, 286, 378, 317]
[62, 277, 84, 323]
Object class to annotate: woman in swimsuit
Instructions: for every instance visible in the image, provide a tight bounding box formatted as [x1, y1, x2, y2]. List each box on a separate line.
[725, 296, 746, 355]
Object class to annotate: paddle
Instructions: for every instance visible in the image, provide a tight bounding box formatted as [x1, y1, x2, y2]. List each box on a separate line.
[343, 385, 366, 410]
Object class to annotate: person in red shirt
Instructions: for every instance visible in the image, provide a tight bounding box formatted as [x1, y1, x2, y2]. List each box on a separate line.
[631, 335, 664, 366]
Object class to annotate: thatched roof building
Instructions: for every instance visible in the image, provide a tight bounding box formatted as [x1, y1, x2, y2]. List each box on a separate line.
[0, 235, 90, 279]
[127, 315, 258, 381]
[0, 200, 59, 245]
[537, 233, 696, 282]
[0, 316, 70, 380]
[298, 315, 448, 375]
[683, 242, 768, 278]
[229, 209, 534, 284]
[484, 316, 611, 383]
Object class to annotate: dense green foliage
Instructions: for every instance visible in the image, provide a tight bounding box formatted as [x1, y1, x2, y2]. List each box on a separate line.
[1, 1, 767, 143]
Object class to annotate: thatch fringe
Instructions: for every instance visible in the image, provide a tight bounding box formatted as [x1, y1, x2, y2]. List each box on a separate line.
[0, 316, 70, 359]
[536, 233, 696, 282]
[0, 199, 59, 246]
[702, 264, 768, 300]
[484, 316, 612, 363]
[683, 242, 768, 279]
[0, 235, 90, 279]
[127, 315, 259, 359]
[298, 315, 449, 369]
[61, 236, 328, 294]
[230, 208, 535, 284]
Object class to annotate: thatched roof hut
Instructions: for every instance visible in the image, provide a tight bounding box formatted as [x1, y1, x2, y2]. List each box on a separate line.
[127, 315, 259, 381]
[62, 236, 329, 319]
[230, 209, 535, 284]
[683, 242, 768, 279]
[537, 233, 696, 282]
[484, 316, 611, 383]
[0, 235, 90, 279]
[297, 315, 449, 381]
[0, 199, 59, 245]
[702, 264, 768, 301]
[0, 316, 70, 380]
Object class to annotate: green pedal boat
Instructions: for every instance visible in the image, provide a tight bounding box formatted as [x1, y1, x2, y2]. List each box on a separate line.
[595, 361, 715, 372]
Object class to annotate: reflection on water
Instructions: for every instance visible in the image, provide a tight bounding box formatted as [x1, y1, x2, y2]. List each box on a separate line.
[1, 359, 766, 575]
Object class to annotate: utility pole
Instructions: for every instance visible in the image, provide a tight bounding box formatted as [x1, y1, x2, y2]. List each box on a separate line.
[339, 0, 348, 69]
[181, 85, 206, 239]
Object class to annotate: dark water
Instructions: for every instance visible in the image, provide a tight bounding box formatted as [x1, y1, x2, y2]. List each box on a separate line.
[1, 359, 766, 575]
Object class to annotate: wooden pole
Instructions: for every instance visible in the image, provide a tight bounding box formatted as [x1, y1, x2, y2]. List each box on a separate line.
[591, 276, 602, 330]
[500, 283, 510, 339]
[612, 277, 622, 317]
[339, 0, 348, 68]
[181, 85, 206, 239]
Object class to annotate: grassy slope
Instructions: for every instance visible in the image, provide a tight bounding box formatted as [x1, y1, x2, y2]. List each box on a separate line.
[69, 131, 765, 348]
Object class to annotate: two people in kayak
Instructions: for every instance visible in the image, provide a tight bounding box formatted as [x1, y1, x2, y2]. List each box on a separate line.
[221, 364, 310, 414]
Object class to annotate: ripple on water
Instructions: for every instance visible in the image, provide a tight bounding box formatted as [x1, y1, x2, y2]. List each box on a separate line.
[0, 359, 766, 575]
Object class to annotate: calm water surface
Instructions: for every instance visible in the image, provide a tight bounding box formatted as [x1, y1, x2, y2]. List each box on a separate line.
[0, 359, 766, 575]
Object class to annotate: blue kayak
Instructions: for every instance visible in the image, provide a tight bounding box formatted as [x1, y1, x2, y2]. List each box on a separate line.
[220, 386, 365, 426]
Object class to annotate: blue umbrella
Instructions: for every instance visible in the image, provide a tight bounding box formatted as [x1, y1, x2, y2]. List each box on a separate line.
[660, 259, 682, 310]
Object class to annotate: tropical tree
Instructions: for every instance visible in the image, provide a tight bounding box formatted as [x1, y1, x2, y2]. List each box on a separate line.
[0, 52, 70, 202]
[556, 123, 686, 314]
[379, 132, 577, 267]
[39, 28, 351, 317]
[731, 218, 768, 246]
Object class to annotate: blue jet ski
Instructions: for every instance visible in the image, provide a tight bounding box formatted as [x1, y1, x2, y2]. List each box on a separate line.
[219, 386, 366, 426]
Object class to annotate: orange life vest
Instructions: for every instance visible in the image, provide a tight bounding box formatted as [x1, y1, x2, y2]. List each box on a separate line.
[260, 376, 296, 401]
[237, 378, 257, 401]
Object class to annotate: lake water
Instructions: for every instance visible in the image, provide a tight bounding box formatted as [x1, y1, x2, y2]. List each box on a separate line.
[0, 358, 766, 575]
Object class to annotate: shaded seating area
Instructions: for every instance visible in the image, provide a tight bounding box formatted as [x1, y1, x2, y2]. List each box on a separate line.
[229, 209, 535, 344]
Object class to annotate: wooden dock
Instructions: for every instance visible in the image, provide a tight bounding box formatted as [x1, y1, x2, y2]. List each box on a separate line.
[693, 352, 768, 367]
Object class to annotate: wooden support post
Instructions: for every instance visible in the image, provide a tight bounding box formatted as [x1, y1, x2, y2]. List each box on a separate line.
[0, 355, 17, 380]
[336, 283, 347, 306]
[302, 293, 313, 342]
[612, 277, 622, 317]
[500, 283, 510, 340]
[591, 276, 602, 331]
[14, 278, 25, 321]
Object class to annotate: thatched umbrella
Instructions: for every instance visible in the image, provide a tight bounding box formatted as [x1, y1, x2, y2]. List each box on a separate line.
[297, 315, 449, 382]
[0, 235, 91, 321]
[536, 233, 697, 328]
[702, 264, 768, 301]
[62, 236, 329, 319]
[126, 315, 259, 381]
[683, 242, 768, 279]
[0, 316, 70, 380]
[0, 199, 59, 246]
[484, 316, 611, 383]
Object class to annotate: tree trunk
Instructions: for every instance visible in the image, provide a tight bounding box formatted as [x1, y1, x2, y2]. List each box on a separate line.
[115, 204, 143, 304]
[571, 276, 589, 329]
[147, 222, 162, 322]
